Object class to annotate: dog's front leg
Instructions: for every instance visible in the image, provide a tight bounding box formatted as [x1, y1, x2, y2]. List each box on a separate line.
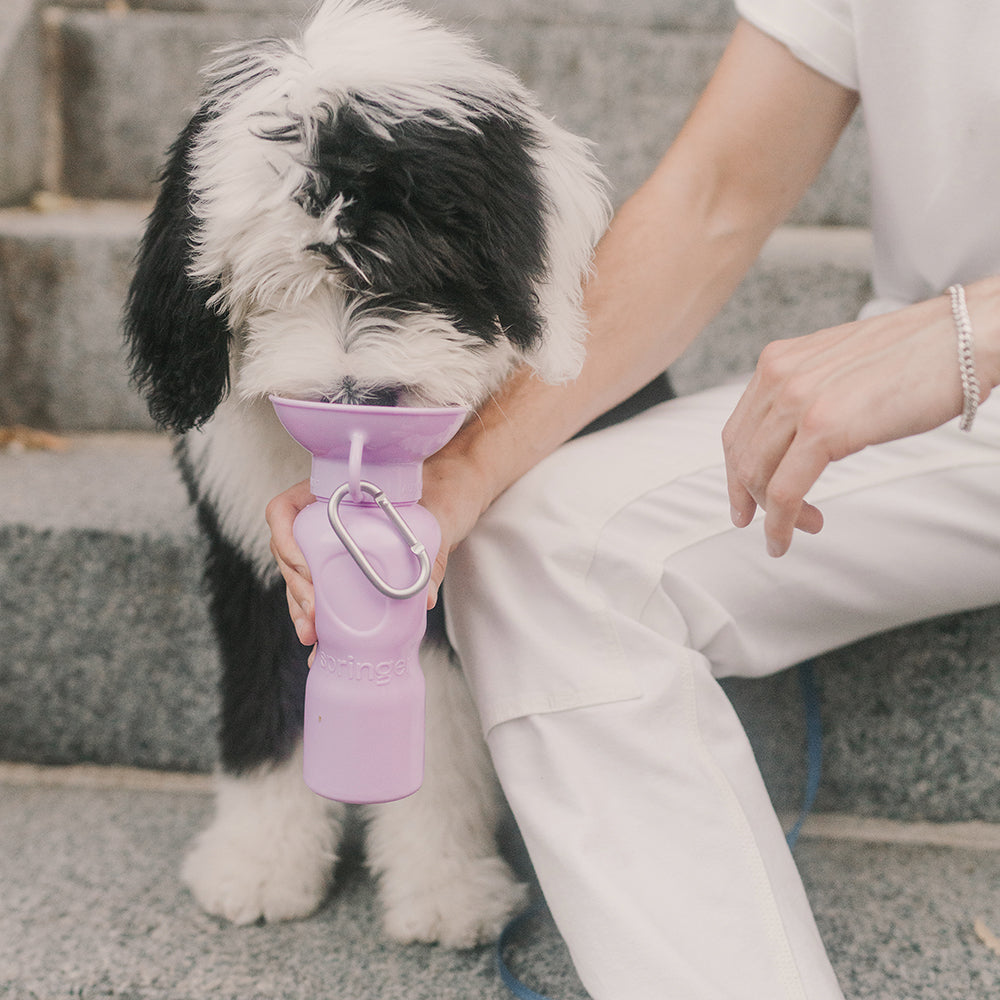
[183, 746, 345, 925]
[363, 640, 528, 947]
[181, 524, 346, 924]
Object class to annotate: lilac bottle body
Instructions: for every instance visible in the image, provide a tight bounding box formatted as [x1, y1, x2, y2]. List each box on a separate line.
[293, 496, 439, 803]
[270, 395, 465, 804]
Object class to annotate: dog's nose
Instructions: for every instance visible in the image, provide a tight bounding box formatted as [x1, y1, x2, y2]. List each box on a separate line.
[323, 378, 402, 407]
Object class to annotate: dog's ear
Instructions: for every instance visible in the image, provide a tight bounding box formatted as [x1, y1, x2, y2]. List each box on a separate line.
[124, 107, 232, 433]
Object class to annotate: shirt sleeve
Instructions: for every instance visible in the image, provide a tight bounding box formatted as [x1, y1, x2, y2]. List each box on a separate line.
[734, 0, 858, 91]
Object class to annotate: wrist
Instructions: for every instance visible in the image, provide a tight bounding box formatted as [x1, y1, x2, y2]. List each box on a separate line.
[423, 428, 498, 526]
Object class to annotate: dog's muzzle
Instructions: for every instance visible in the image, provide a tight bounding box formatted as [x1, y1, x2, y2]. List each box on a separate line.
[323, 378, 403, 407]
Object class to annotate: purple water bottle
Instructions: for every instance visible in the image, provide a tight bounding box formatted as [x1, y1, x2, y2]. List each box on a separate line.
[270, 395, 467, 804]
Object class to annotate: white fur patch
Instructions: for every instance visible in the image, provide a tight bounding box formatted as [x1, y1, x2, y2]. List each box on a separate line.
[182, 746, 346, 925]
[235, 290, 519, 408]
[183, 395, 310, 580]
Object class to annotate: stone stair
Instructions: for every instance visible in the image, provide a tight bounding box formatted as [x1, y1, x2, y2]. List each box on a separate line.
[1, 2, 998, 998]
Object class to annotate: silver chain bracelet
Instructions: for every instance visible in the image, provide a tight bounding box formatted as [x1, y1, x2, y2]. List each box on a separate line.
[947, 283, 981, 432]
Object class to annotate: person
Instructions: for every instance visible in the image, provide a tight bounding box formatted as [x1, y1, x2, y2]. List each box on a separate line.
[267, 2, 1000, 997]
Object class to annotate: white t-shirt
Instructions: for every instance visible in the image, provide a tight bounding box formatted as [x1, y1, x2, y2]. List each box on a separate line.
[735, 0, 1000, 317]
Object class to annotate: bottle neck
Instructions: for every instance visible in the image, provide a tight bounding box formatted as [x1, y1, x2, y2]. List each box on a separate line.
[310, 455, 422, 503]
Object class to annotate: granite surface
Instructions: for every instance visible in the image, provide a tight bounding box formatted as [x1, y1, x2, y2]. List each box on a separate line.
[2, 776, 999, 999]
[726, 603, 1000, 824]
[0, 434, 218, 773]
[2, 432, 1000, 823]
[670, 226, 874, 395]
[0, 211, 872, 431]
[55, 9, 305, 199]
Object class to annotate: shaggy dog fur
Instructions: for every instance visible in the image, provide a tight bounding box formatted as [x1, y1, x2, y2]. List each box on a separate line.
[125, 0, 665, 945]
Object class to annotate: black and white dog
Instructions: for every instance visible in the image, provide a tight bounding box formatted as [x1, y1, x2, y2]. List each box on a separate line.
[125, 0, 615, 947]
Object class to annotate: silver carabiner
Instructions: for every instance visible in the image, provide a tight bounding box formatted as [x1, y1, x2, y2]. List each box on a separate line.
[327, 481, 432, 600]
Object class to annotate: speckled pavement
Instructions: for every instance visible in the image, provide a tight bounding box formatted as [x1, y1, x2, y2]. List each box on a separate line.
[2, 765, 999, 1000]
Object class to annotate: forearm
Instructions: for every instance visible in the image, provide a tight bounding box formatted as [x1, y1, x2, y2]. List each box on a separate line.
[437, 162, 771, 516]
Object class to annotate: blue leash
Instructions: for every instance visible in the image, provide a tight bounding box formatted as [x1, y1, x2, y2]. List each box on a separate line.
[785, 660, 823, 851]
[497, 899, 555, 1000]
[496, 660, 823, 1000]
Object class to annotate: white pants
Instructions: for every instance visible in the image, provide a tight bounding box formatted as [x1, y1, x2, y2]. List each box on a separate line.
[444, 380, 1000, 1000]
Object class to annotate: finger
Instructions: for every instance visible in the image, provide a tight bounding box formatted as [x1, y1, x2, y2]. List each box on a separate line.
[285, 581, 317, 646]
[722, 361, 797, 525]
[271, 540, 316, 616]
[723, 405, 798, 529]
[286, 560, 316, 621]
[725, 462, 823, 537]
[276, 546, 315, 643]
[266, 480, 319, 641]
[427, 549, 448, 610]
[722, 398, 758, 526]
[268, 528, 312, 585]
[725, 464, 758, 527]
[795, 500, 824, 535]
[264, 477, 316, 523]
[265, 480, 315, 583]
[761, 443, 830, 556]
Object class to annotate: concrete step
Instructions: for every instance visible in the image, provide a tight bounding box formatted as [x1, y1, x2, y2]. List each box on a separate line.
[0, 200, 154, 431]
[472, 21, 867, 222]
[0, 431, 218, 772]
[0, 0, 46, 206]
[55, 0, 735, 29]
[0, 1, 314, 205]
[37, 3, 868, 220]
[0, 200, 873, 431]
[672, 225, 874, 395]
[2, 430, 999, 823]
[48, 6, 308, 201]
[2, 764, 999, 999]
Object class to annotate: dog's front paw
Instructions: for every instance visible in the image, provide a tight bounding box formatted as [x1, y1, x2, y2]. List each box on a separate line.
[183, 764, 342, 925]
[182, 821, 333, 925]
[380, 856, 529, 949]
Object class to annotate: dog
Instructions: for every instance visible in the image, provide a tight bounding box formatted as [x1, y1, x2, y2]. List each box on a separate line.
[123, 0, 612, 947]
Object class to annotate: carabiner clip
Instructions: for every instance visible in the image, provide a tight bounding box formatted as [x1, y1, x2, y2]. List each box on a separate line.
[327, 481, 432, 600]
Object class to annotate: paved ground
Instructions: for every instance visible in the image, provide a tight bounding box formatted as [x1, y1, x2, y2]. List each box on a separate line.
[2, 764, 999, 1000]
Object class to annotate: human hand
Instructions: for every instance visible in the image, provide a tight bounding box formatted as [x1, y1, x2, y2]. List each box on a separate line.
[265, 434, 494, 654]
[722, 291, 984, 557]
[265, 479, 317, 648]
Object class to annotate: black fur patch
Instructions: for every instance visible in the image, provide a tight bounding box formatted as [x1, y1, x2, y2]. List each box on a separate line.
[267, 99, 550, 351]
[124, 106, 232, 434]
[177, 442, 309, 774]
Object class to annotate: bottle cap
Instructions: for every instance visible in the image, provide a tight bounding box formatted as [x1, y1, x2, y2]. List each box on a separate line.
[270, 395, 467, 502]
